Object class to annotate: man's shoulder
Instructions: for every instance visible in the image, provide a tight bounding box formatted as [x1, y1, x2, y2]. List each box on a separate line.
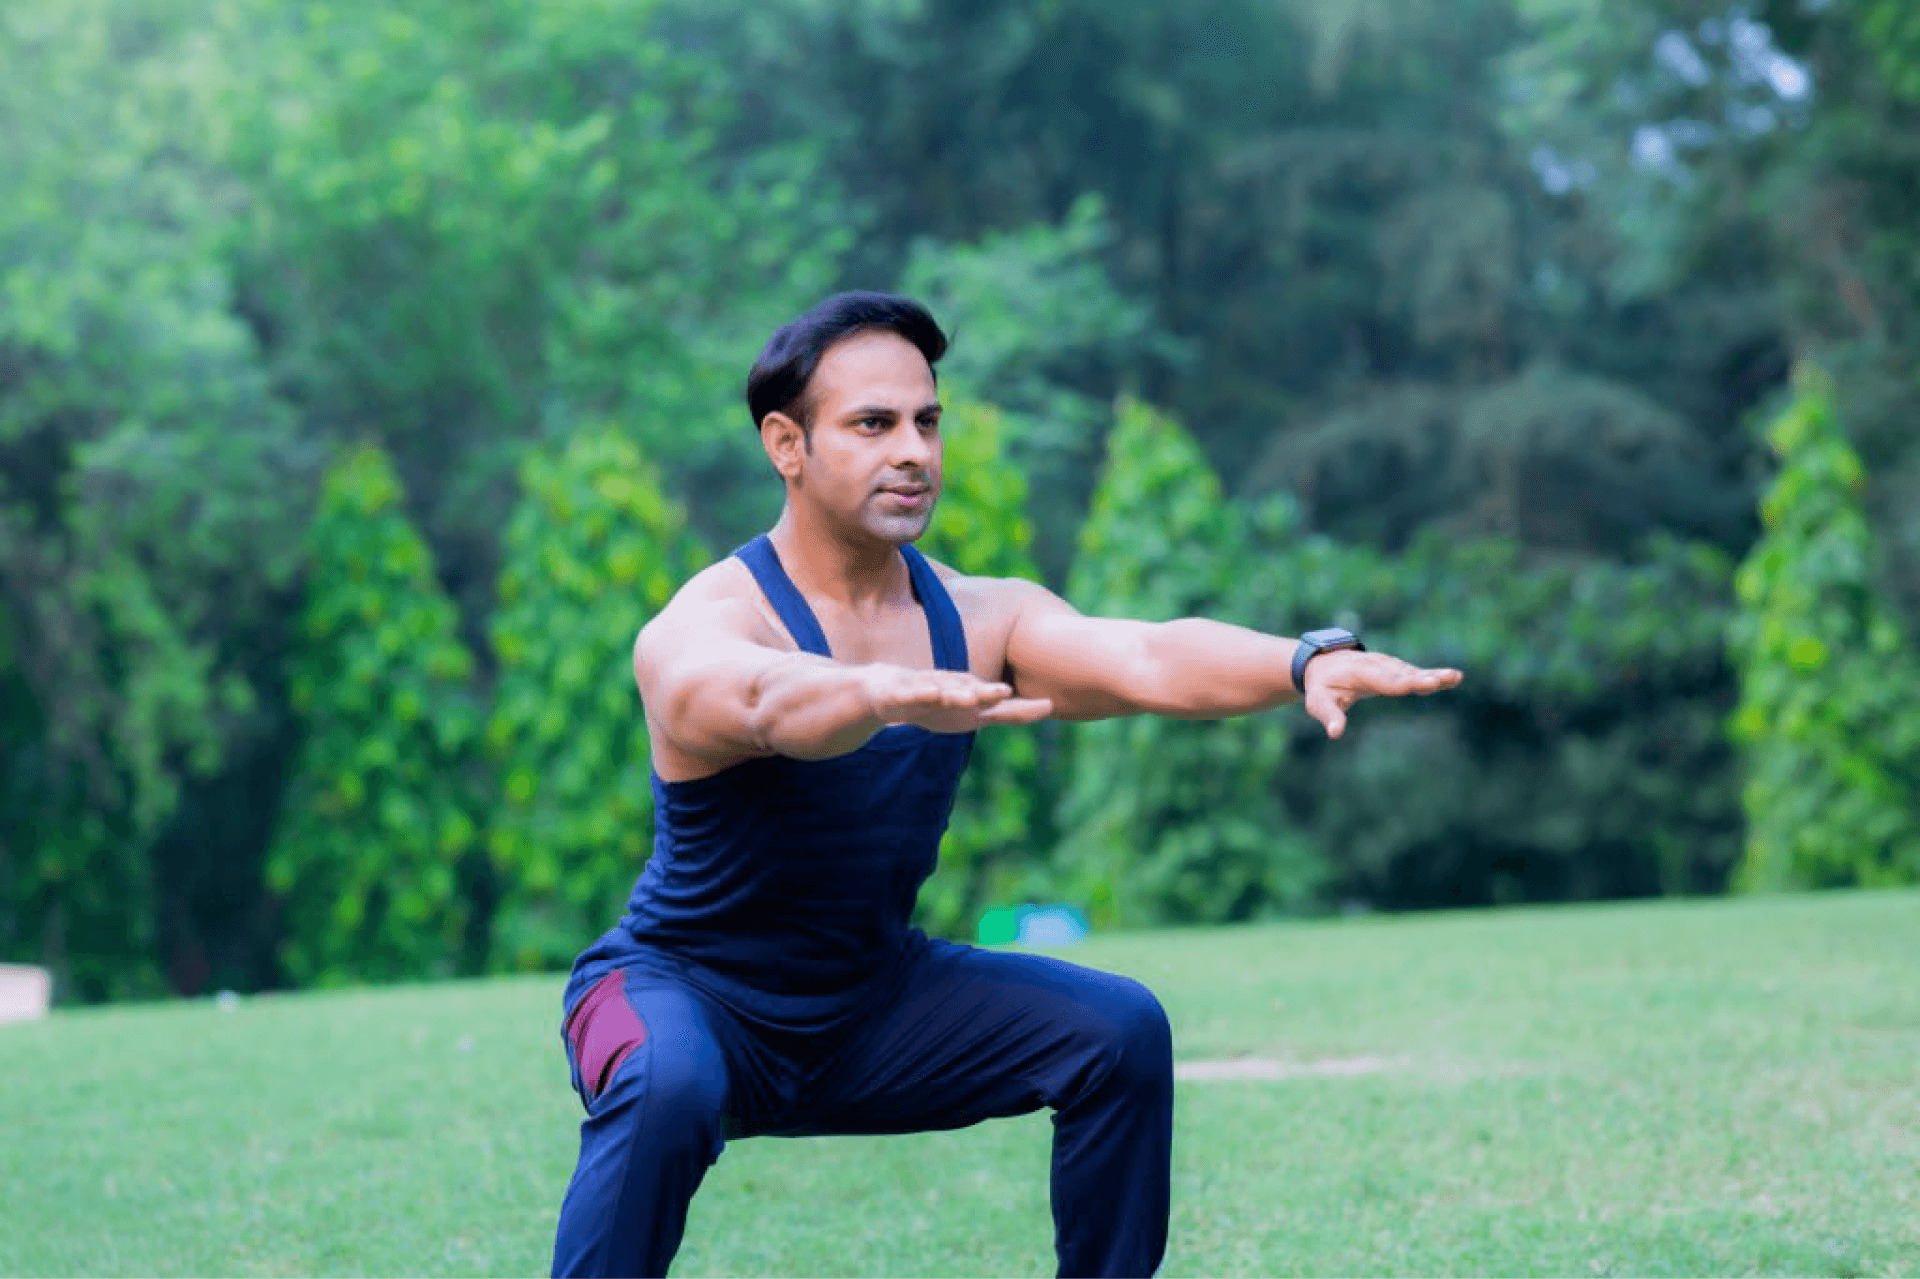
[917, 555, 1063, 624]
[638, 557, 772, 652]
[670, 553, 756, 606]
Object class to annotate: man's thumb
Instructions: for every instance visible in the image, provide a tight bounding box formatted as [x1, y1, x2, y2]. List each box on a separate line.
[1305, 687, 1345, 739]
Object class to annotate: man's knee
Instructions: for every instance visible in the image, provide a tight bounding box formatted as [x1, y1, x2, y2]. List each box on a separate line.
[569, 973, 728, 1155]
[596, 1039, 727, 1148]
[1080, 975, 1173, 1093]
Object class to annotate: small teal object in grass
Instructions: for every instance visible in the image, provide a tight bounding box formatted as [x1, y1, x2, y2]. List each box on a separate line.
[977, 906, 1022, 947]
[1017, 905, 1089, 948]
[978, 904, 1091, 947]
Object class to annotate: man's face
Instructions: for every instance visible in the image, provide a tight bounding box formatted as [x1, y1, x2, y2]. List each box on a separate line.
[772, 330, 943, 544]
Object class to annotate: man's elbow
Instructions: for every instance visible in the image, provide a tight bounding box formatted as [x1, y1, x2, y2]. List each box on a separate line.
[737, 669, 786, 756]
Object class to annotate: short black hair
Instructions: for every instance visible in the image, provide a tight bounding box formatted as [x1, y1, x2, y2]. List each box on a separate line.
[746, 291, 948, 432]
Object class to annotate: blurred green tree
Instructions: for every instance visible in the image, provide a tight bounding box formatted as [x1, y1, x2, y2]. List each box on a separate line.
[1729, 366, 1920, 889]
[0, 0, 304, 999]
[900, 200, 1177, 580]
[1503, 0, 1919, 626]
[215, 0, 845, 608]
[486, 429, 704, 970]
[267, 445, 482, 986]
[1056, 399, 1326, 927]
[1239, 523, 1741, 908]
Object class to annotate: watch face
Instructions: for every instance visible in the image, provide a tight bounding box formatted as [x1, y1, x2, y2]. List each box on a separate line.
[1302, 627, 1357, 648]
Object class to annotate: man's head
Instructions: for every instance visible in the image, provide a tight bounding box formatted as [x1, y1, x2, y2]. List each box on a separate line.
[747, 292, 950, 544]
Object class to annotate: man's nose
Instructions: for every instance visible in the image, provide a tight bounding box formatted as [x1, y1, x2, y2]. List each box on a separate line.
[889, 422, 933, 468]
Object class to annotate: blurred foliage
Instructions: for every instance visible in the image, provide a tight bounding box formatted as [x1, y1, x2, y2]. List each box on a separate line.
[213, 0, 844, 600]
[267, 445, 482, 986]
[1862, 0, 1920, 103]
[1057, 400, 1326, 928]
[900, 199, 1179, 577]
[486, 430, 704, 971]
[4, 0, 1917, 999]
[1502, 0, 1918, 621]
[912, 399, 1044, 938]
[0, 0, 305, 999]
[1250, 524, 1743, 907]
[1729, 367, 1920, 889]
[1048, 400, 1741, 921]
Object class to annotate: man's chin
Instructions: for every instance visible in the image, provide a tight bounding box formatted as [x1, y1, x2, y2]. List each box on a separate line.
[865, 510, 934, 545]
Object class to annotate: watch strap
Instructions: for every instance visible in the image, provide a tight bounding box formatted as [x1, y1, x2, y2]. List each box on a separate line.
[1291, 627, 1365, 691]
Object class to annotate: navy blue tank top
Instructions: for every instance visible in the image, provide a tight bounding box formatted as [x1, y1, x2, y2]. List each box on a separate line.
[619, 535, 975, 1033]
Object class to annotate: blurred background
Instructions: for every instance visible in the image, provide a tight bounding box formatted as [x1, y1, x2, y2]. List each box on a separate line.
[2, 0, 1915, 1005]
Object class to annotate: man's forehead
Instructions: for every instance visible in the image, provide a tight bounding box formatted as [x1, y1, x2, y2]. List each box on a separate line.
[811, 330, 937, 403]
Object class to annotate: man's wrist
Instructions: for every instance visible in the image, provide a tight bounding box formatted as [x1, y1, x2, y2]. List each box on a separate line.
[1290, 627, 1366, 691]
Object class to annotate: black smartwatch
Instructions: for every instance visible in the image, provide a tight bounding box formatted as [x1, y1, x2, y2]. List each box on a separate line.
[1291, 627, 1365, 691]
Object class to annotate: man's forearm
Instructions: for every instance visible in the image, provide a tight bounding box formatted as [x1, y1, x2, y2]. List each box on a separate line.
[744, 654, 887, 759]
[1137, 618, 1304, 718]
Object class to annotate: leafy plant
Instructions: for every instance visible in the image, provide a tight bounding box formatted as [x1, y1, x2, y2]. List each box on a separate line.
[1728, 365, 1920, 889]
[1056, 399, 1327, 927]
[268, 444, 483, 986]
[486, 429, 705, 970]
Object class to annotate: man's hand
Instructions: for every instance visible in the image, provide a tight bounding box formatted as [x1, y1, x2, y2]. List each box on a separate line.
[864, 666, 1054, 734]
[1301, 650, 1463, 740]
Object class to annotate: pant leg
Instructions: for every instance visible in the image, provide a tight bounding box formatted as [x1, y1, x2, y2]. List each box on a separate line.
[551, 967, 733, 1279]
[796, 939, 1174, 1279]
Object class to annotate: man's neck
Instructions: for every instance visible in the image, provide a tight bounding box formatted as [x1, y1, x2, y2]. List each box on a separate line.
[766, 506, 910, 611]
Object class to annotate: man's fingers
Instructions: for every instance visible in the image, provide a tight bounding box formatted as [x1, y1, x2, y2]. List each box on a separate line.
[1356, 662, 1463, 697]
[977, 697, 1053, 725]
[906, 677, 1007, 708]
[878, 675, 1020, 723]
[948, 679, 1012, 708]
[1389, 666, 1461, 695]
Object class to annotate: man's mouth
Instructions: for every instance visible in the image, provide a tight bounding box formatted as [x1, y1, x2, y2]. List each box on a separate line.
[879, 483, 931, 508]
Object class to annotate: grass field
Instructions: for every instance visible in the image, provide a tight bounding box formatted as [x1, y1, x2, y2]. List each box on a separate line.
[2, 890, 1916, 1278]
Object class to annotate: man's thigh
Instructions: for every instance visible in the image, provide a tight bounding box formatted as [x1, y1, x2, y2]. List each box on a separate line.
[560, 957, 804, 1138]
[791, 938, 1166, 1136]
[563, 967, 725, 1112]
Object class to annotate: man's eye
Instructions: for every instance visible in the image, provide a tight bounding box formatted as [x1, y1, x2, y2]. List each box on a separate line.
[858, 417, 888, 431]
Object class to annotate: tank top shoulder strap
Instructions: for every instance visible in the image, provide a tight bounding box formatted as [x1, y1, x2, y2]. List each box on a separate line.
[900, 544, 970, 673]
[733, 535, 833, 658]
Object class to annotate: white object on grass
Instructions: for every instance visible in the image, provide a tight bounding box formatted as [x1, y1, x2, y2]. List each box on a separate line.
[0, 964, 51, 1025]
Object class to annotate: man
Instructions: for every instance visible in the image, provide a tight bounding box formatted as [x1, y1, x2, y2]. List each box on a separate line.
[551, 292, 1462, 1278]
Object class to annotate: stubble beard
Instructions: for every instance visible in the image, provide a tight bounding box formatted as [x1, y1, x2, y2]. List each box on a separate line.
[864, 494, 937, 545]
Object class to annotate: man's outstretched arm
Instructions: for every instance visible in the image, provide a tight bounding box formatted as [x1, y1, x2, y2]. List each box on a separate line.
[637, 598, 1052, 770]
[1000, 582, 1461, 738]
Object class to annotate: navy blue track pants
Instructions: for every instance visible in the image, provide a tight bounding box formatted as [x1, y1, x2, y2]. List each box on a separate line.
[549, 936, 1174, 1278]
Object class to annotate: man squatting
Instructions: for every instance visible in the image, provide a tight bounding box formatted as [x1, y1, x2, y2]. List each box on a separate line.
[550, 292, 1463, 1278]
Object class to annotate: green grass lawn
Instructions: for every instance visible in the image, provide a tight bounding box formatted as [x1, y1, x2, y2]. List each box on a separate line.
[2, 890, 1916, 1277]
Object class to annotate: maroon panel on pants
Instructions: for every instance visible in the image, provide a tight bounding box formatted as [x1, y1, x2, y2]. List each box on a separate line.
[565, 969, 648, 1101]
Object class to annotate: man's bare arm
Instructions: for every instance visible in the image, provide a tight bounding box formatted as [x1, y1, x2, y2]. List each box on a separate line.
[1000, 583, 1461, 738]
[637, 598, 1051, 769]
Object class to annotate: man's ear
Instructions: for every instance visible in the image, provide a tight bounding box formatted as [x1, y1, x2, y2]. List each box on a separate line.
[760, 411, 807, 481]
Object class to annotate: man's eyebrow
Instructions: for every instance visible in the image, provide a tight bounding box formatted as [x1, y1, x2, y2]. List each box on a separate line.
[840, 401, 941, 421]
